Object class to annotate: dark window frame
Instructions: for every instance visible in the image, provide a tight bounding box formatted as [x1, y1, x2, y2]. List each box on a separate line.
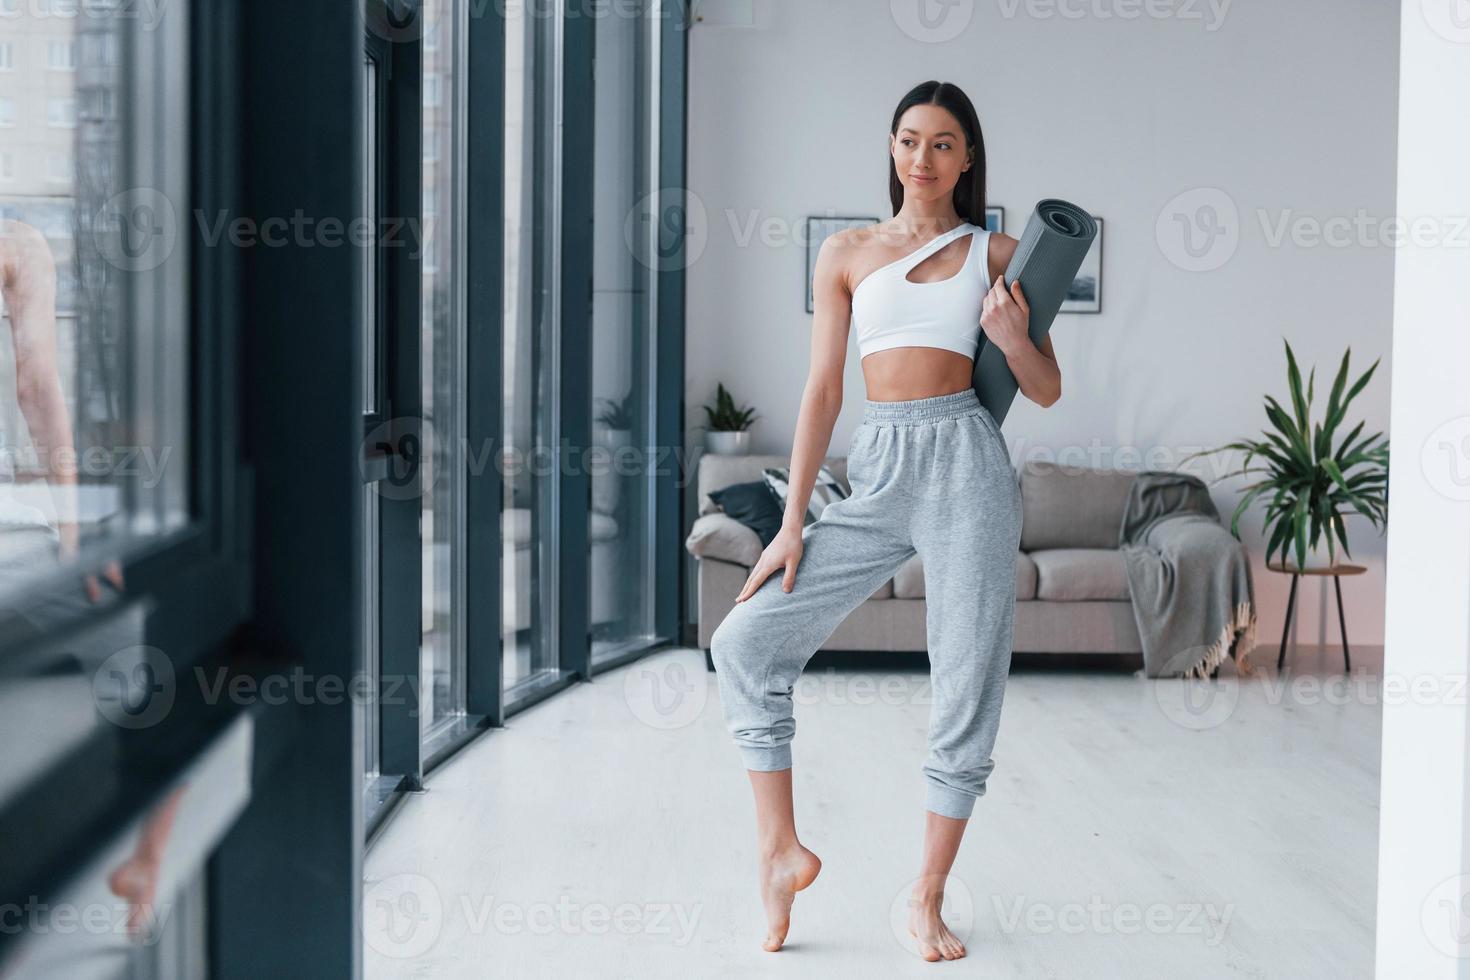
[0, 0, 251, 952]
[0, 0, 690, 973]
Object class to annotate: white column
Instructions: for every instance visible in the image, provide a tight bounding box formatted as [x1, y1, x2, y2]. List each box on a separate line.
[1376, 4, 1470, 977]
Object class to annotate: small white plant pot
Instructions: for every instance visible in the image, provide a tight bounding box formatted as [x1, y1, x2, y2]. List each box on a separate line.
[595, 426, 632, 451]
[705, 430, 751, 455]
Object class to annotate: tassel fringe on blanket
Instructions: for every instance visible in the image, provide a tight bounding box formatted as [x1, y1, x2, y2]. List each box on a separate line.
[1181, 599, 1257, 680]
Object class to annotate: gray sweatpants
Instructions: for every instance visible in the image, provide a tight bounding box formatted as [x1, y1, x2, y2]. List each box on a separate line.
[709, 387, 1024, 820]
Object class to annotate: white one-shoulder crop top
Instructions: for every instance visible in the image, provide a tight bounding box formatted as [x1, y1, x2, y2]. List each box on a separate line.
[850, 221, 991, 361]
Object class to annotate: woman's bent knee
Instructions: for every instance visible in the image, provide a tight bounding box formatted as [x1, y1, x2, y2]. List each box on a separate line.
[710, 606, 775, 709]
[708, 607, 746, 673]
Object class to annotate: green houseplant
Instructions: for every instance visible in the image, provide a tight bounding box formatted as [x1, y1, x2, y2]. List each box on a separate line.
[1183, 339, 1389, 571]
[697, 382, 760, 455]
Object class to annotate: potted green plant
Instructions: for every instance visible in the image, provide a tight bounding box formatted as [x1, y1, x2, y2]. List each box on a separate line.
[697, 382, 759, 455]
[594, 390, 635, 450]
[1183, 339, 1389, 570]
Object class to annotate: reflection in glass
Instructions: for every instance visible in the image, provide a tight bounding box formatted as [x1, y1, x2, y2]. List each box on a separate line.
[420, 0, 467, 739]
[361, 53, 382, 789]
[501, 0, 561, 692]
[0, 0, 198, 967]
[589, 1, 660, 666]
[0, 0, 187, 606]
[0, 712, 251, 978]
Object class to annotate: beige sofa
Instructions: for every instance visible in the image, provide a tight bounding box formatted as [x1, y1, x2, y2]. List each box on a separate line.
[687, 456, 1151, 658]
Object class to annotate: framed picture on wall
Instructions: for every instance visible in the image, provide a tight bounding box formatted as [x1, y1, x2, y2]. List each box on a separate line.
[805, 215, 879, 313]
[1060, 215, 1102, 314]
[984, 206, 1004, 233]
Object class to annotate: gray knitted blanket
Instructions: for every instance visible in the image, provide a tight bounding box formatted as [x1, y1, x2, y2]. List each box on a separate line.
[1118, 471, 1257, 679]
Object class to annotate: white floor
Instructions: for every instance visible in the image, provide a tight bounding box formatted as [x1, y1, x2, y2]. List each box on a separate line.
[365, 644, 1380, 979]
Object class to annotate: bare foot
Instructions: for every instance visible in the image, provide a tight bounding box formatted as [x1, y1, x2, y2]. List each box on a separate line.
[758, 841, 822, 951]
[907, 891, 967, 962]
[107, 786, 185, 938]
[108, 856, 160, 936]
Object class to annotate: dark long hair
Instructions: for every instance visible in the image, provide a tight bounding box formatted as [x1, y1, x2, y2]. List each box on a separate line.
[887, 81, 987, 224]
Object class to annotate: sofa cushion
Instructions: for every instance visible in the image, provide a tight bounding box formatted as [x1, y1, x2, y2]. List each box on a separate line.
[590, 512, 620, 544]
[893, 555, 924, 598]
[761, 464, 848, 525]
[684, 513, 762, 566]
[1019, 461, 1137, 551]
[708, 480, 784, 546]
[698, 454, 849, 516]
[1029, 548, 1130, 601]
[1015, 553, 1038, 600]
[504, 508, 531, 548]
[890, 552, 1038, 600]
[591, 467, 620, 516]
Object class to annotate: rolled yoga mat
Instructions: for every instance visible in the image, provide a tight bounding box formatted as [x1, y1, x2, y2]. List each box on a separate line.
[971, 198, 1097, 426]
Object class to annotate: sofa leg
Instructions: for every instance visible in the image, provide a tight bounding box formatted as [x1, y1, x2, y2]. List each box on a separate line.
[704, 648, 715, 673]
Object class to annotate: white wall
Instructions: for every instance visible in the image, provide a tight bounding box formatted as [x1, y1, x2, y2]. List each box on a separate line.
[683, 0, 1399, 643]
[1375, 2, 1470, 976]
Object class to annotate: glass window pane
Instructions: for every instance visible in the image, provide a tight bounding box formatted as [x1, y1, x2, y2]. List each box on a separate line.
[362, 53, 381, 791]
[501, 0, 561, 692]
[0, 0, 188, 611]
[362, 59, 378, 415]
[420, 0, 466, 735]
[589, 0, 660, 666]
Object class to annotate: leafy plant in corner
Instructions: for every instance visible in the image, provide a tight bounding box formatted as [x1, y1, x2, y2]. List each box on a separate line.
[595, 390, 636, 429]
[697, 382, 760, 433]
[1182, 339, 1389, 570]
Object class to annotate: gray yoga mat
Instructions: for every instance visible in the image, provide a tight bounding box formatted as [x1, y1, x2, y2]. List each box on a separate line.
[971, 198, 1097, 426]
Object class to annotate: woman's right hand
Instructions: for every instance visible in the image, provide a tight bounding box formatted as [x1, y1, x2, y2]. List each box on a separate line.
[735, 525, 804, 603]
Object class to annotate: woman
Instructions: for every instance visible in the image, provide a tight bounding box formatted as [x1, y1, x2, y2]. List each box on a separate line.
[708, 80, 1062, 962]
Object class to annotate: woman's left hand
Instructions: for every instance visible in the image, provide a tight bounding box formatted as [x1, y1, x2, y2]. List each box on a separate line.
[980, 274, 1031, 355]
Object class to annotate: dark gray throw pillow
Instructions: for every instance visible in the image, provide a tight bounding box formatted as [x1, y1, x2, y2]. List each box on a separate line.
[708, 481, 784, 547]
